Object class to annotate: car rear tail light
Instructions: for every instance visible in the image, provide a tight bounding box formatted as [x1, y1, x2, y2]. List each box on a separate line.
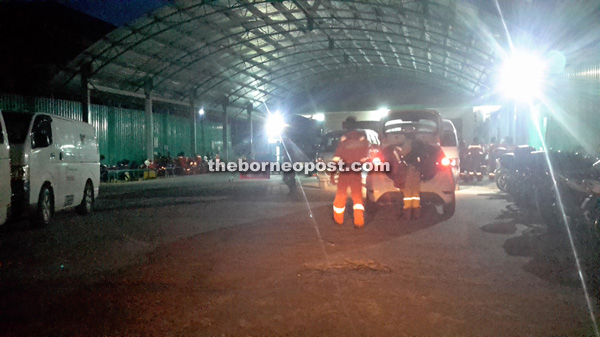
[441, 157, 451, 166]
[369, 148, 384, 165]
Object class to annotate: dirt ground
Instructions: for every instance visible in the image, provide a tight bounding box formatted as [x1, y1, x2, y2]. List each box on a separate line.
[1, 177, 598, 336]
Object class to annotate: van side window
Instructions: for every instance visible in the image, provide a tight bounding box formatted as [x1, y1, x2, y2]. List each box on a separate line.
[31, 115, 53, 149]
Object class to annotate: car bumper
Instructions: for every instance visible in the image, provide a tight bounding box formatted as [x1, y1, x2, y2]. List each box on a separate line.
[365, 169, 455, 205]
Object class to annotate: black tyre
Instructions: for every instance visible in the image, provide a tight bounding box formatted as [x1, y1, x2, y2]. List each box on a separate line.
[496, 173, 508, 192]
[443, 196, 456, 218]
[32, 185, 53, 227]
[76, 181, 94, 215]
[365, 195, 378, 214]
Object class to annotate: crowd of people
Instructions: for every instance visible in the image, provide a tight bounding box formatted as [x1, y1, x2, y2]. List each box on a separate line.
[100, 151, 222, 182]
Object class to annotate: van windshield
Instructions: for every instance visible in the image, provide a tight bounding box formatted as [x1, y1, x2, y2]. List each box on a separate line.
[2, 112, 33, 144]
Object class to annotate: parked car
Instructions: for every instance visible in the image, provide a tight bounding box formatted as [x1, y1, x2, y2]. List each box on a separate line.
[3, 112, 100, 226]
[0, 111, 10, 225]
[365, 110, 456, 217]
[315, 128, 380, 187]
[441, 119, 460, 186]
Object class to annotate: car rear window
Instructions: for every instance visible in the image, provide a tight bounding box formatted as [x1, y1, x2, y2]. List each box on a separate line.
[384, 119, 437, 133]
[441, 130, 457, 146]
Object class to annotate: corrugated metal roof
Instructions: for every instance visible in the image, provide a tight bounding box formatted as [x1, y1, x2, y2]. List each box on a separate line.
[52, 0, 511, 114]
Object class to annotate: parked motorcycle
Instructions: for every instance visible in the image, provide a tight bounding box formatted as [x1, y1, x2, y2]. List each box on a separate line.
[488, 146, 508, 180]
[494, 152, 514, 192]
[519, 151, 600, 238]
[155, 155, 176, 177]
[176, 156, 193, 175]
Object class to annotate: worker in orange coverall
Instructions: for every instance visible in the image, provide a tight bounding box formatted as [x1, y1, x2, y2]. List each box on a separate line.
[331, 117, 370, 228]
[391, 132, 426, 221]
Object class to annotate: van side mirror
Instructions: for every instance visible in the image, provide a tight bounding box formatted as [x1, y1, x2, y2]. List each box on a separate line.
[32, 132, 50, 148]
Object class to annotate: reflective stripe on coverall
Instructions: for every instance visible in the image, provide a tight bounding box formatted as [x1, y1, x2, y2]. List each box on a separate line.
[403, 165, 421, 209]
[393, 141, 421, 211]
[333, 172, 364, 216]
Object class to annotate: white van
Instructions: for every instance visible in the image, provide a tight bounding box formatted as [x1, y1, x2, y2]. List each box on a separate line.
[0, 112, 10, 225]
[441, 119, 460, 184]
[3, 112, 100, 226]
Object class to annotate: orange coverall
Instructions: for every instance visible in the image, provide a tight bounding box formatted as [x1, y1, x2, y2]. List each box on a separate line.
[332, 130, 369, 227]
[392, 137, 422, 220]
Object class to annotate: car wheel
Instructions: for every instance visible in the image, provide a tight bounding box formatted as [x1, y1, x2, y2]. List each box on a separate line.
[32, 185, 53, 227]
[76, 181, 94, 215]
[443, 197, 456, 218]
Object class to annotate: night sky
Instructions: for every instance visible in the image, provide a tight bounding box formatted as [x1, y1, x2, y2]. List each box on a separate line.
[59, 0, 169, 26]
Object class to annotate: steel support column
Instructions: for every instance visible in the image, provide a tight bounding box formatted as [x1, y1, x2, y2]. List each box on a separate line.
[80, 63, 91, 123]
[190, 92, 197, 156]
[247, 103, 253, 158]
[222, 100, 229, 162]
[200, 112, 205, 157]
[145, 81, 154, 161]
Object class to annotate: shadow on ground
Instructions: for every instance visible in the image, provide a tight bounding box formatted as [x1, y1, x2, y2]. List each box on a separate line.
[481, 199, 600, 297]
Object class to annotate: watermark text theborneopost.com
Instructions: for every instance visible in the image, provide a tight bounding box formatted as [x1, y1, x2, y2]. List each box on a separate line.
[208, 159, 389, 175]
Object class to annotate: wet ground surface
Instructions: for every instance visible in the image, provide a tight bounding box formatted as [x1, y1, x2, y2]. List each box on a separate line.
[1, 173, 598, 336]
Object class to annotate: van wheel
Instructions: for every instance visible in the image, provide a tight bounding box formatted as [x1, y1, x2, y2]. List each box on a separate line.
[32, 185, 53, 227]
[76, 181, 94, 215]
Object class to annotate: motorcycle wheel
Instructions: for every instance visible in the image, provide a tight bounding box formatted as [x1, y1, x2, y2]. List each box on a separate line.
[496, 173, 508, 192]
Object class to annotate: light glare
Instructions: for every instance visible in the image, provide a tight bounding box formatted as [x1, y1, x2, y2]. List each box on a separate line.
[313, 113, 325, 121]
[499, 52, 546, 101]
[266, 113, 286, 139]
[376, 107, 390, 120]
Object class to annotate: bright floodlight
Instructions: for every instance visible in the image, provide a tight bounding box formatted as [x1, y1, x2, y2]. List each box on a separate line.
[199, 108, 205, 115]
[375, 107, 390, 120]
[266, 113, 286, 141]
[313, 113, 325, 122]
[499, 52, 546, 101]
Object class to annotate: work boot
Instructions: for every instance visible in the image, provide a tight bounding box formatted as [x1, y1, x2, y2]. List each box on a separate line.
[334, 212, 344, 225]
[412, 207, 421, 220]
[354, 209, 364, 228]
[403, 208, 412, 221]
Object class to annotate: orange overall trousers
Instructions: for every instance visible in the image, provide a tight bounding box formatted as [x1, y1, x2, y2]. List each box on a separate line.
[333, 172, 365, 226]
